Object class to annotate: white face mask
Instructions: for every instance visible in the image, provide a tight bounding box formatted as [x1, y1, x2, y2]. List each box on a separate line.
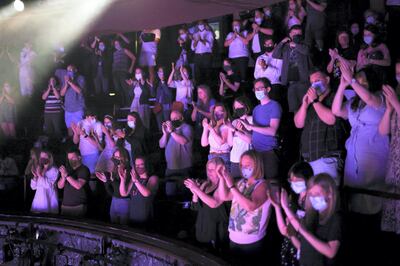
[180, 33, 187, 40]
[291, 181, 307, 194]
[255, 90, 266, 101]
[233, 26, 240, 32]
[135, 73, 142, 81]
[198, 24, 205, 31]
[127, 121, 136, 129]
[255, 17, 263, 25]
[309, 195, 328, 212]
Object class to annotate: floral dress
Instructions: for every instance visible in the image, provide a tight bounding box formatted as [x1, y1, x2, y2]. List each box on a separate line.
[381, 113, 400, 233]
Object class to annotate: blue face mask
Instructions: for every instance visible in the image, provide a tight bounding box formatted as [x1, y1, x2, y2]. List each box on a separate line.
[241, 167, 253, 179]
[255, 90, 266, 101]
[291, 181, 307, 194]
[364, 36, 374, 45]
[99, 43, 105, 51]
[366, 16, 375, 25]
[309, 196, 328, 212]
[311, 80, 327, 94]
[67, 70, 74, 79]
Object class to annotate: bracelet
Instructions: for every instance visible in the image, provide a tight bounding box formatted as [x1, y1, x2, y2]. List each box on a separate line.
[311, 98, 319, 104]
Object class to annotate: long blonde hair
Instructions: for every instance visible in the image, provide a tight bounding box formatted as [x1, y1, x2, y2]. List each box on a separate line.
[304, 174, 337, 228]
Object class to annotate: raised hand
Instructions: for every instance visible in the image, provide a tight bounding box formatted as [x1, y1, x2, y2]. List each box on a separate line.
[280, 188, 290, 210]
[202, 118, 209, 130]
[382, 84, 399, 108]
[59, 165, 68, 178]
[95, 172, 107, 183]
[130, 168, 138, 182]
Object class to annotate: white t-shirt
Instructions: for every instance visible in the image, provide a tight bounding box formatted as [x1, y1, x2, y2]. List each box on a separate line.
[254, 53, 283, 85]
[208, 124, 231, 153]
[141, 29, 161, 54]
[191, 30, 214, 54]
[226, 31, 249, 58]
[230, 117, 253, 163]
[78, 120, 103, 156]
[170, 80, 194, 108]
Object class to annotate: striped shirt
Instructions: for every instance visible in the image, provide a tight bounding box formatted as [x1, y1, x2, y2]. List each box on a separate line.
[44, 91, 62, 113]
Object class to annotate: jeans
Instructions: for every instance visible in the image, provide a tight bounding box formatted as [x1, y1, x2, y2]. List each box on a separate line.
[44, 112, 63, 139]
[94, 70, 109, 95]
[112, 70, 130, 106]
[194, 53, 212, 84]
[110, 197, 129, 225]
[65, 110, 83, 128]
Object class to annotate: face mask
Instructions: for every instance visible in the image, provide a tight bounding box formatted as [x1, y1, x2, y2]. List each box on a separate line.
[292, 34, 303, 44]
[171, 120, 183, 128]
[135, 73, 142, 80]
[198, 24, 205, 31]
[67, 70, 75, 79]
[115, 43, 121, 50]
[264, 10, 272, 17]
[234, 26, 241, 32]
[366, 16, 375, 25]
[234, 107, 246, 118]
[290, 181, 307, 194]
[180, 33, 187, 40]
[215, 112, 225, 121]
[396, 75, 400, 84]
[265, 46, 274, 53]
[351, 27, 359, 36]
[127, 121, 136, 129]
[105, 122, 112, 129]
[69, 159, 79, 169]
[241, 167, 253, 179]
[255, 17, 262, 25]
[136, 167, 146, 175]
[99, 43, 105, 51]
[223, 65, 232, 73]
[364, 36, 374, 45]
[39, 158, 49, 166]
[255, 90, 266, 101]
[311, 80, 327, 94]
[112, 158, 121, 166]
[309, 195, 328, 212]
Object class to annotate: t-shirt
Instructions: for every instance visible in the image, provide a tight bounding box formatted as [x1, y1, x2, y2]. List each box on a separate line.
[306, 0, 327, 22]
[78, 120, 103, 156]
[44, 90, 62, 114]
[64, 75, 86, 112]
[223, 73, 241, 98]
[300, 212, 342, 266]
[62, 164, 90, 207]
[252, 100, 282, 152]
[230, 117, 253, 163]
[165, 123, 193, 170]
[170, 80, 194, 108]
[226, 31, 249, 58]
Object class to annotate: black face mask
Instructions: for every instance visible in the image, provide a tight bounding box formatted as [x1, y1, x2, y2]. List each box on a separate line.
[223, 65, 232, 73]
[292, 34, 303, 44]
[39, 158, 50, 166]
[234, 108, 246, 118]
[112, 158, 121, 166]
[264, 46, 274, 53]
[171, 120, 183, 129]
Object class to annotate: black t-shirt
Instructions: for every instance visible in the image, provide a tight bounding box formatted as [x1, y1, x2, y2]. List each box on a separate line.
[62, 164, 90, 206]
[224, 73, 241, 98]
[300, 212, 342, 266]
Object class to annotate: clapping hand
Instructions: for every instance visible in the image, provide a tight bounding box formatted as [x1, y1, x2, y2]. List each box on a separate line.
[184, 178, 200, 192]
[95, 172, 107, 183]
[130, 168, 138, 183]
[280, 188, 290, 210]
[383, 84, 399, 112]
[339, 57, 353, 84]
[59, 165, 68, 179]
[202, 118, 210, 130]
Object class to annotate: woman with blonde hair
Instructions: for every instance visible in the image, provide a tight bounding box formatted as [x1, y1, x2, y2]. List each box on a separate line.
[30, 150, 59, 214]
[217, 150, 271, 265]
[184, 157, 229, 251]
[280, 173, 341, 266]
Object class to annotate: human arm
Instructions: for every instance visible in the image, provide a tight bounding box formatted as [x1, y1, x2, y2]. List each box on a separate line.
[307, 88, 337, 125]
[294, 94, 311, 128]
[124, 49, 136, 73]
[306, 0, 327, 12]
[130, 169, 158, 197]
[242, 118, 280, 137]
[379, 85, 400, 135]
[331, 75, 349, 119]
[184, 179, 223, 208]
[281, 189, 340, 259]
[159, 122, 170, 148]
[201, 118, 210, 147]
[57, 165, 68, 189]
[167, 63, 175, 86]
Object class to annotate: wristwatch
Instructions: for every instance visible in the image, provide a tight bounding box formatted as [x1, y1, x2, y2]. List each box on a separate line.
[351, 78, 357, 85]
[311, 98, 319, 104]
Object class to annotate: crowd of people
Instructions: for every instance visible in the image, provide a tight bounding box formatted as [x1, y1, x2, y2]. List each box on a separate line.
[1, 0, 400, 265]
